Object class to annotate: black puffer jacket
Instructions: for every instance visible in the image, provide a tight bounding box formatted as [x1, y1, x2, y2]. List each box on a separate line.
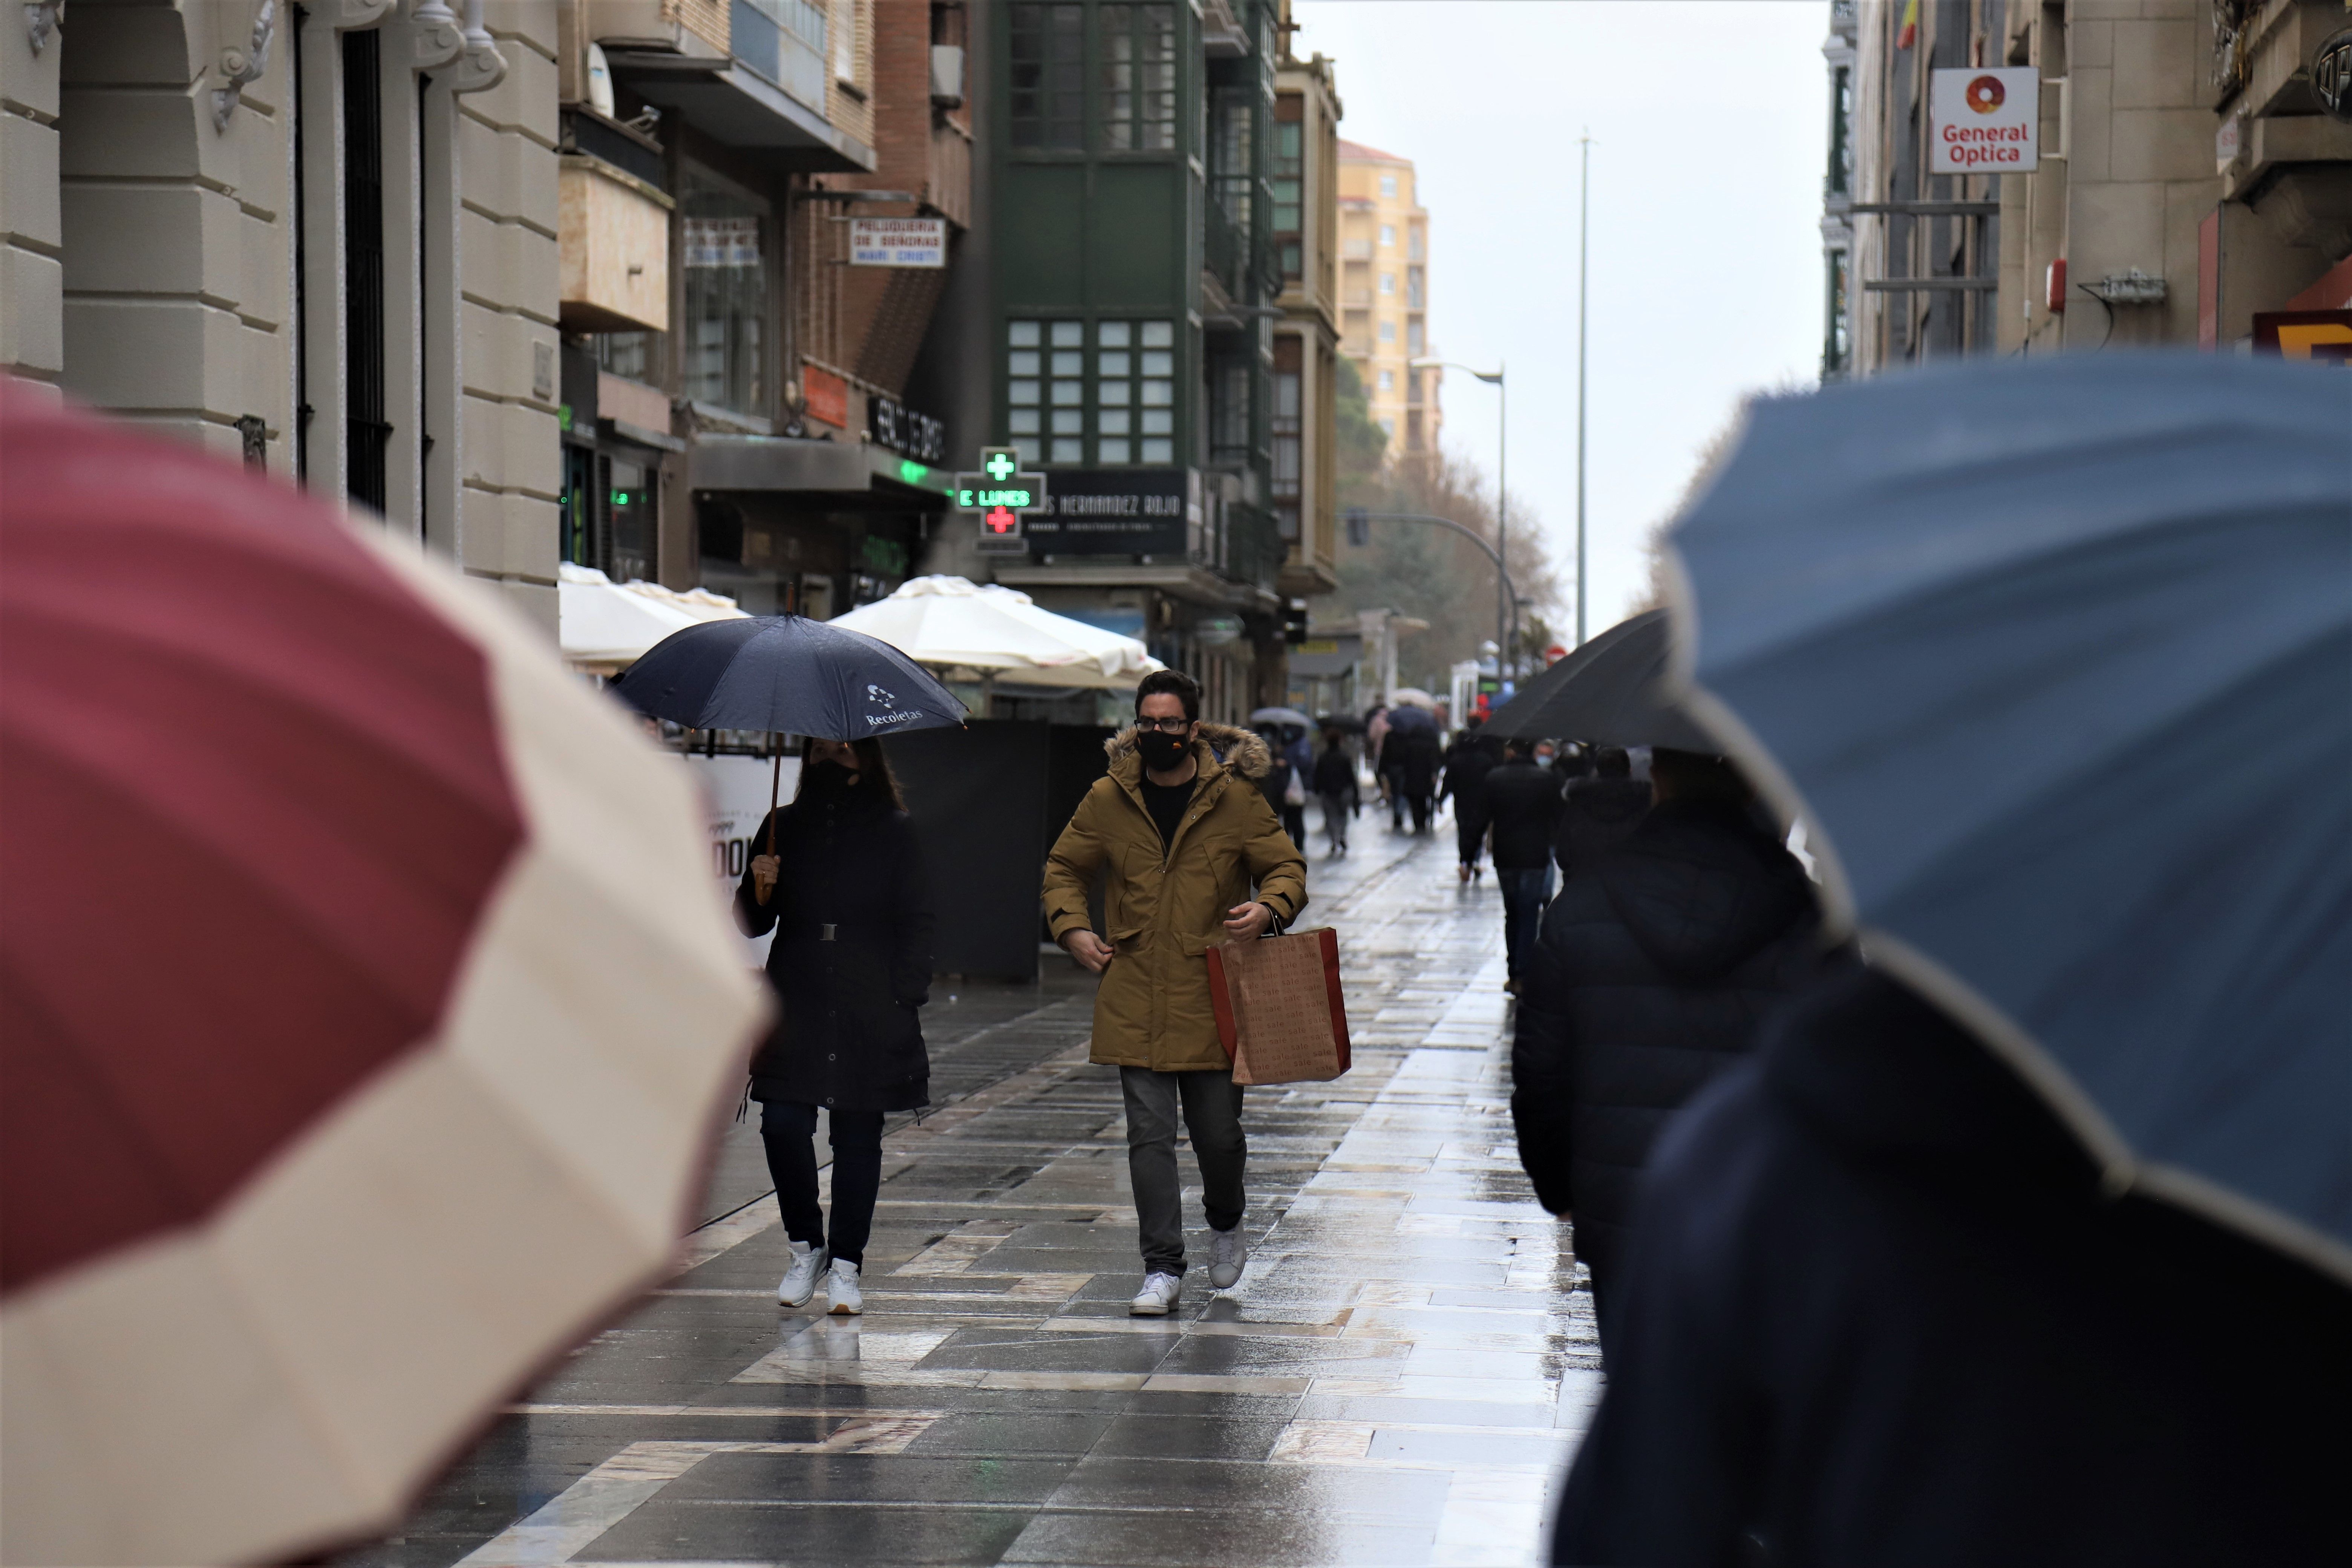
[734, 788, 933, 1112]
[1482, 760, 1563, 871]
[1553, 968, 2352, 1566]
[1553, 776, 1649, 879]
[1511, 796, 1820, 1285]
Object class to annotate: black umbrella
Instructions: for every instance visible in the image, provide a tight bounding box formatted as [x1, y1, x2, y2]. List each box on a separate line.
[613, 616, 967, 877]
[1315, 714, 1366, 735]
[614, 616, 967, 738]
[1482, 609, 1717, 748]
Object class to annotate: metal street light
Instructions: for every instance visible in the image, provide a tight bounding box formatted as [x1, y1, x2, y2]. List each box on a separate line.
[1410, 357, 1508, 672]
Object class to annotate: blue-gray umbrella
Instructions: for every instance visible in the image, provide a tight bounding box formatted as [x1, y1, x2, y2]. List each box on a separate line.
[614, 615, 967, 740]
[1668, 353, 2352, 1284]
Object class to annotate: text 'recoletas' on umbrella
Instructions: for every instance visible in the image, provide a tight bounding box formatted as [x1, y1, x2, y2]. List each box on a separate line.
[1668, 352, 2352, 1285]
[1481, 608, 1718, 748]
[614, 615, 969, 740]
[0, 384, 767, 1566]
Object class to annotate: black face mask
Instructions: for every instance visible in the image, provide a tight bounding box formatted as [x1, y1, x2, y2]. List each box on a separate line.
[805, 758, 858, 797]
[1137, 728, 1191, 772]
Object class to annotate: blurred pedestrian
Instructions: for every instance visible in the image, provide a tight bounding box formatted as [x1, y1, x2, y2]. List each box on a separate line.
[1392, 721, 1440, 834]
[1313, 727, 1359, 857]
[1254, 726, 1308, 849]
[1482, 738, 1564, 991]
[1553, 744, 1650, 881]
[1440, 722, 1497, 883]
[1041, 670, 1308, 1315]
[1511, 749, 1820, 1346]
[1551, 966, 2352, 1566]
[737, 737, 934, 1318]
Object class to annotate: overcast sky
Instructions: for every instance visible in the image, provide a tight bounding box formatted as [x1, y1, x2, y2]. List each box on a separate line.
[1290, 0, 1832, 637]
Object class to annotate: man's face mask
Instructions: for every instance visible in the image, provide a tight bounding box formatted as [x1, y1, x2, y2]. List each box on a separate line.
[1138, 728, 1191, 771]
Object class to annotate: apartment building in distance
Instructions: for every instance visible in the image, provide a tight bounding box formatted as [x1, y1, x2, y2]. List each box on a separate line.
[1337, 139, 1439, 459]
[1821, 0, 2350, 378]
[1272, 45, 1344, 602]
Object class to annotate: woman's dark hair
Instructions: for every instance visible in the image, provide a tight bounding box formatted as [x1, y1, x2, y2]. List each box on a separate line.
[1135, 668, 1201, 721]
[795, 735, 905, 809]
[1593, 746, 1632, 778]
[1649, 747, 1752, 805]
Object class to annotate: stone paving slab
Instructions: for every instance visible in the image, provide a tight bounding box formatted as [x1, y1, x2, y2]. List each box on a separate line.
[339, 825, 1595, 1568]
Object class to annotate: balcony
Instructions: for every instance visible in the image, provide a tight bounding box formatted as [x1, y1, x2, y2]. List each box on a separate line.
[600, 0, 875, 168]
[1341, 238, 1372, 260]
[559, 139, 674, 333]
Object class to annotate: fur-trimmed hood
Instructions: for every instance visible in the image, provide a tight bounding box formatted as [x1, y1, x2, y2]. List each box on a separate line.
[1103, 720, 1271, 781]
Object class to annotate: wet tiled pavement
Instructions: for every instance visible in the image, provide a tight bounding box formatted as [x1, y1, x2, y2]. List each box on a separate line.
[347, 823, 1597, 1567]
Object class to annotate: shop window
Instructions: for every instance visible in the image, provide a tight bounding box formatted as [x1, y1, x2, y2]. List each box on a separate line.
[1101, 3, 1178, 152]
[680, 166, 767, 416]
[1009, 3, 1083, 150]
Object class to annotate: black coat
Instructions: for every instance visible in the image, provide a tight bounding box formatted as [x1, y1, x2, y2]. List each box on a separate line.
[1385, 726, 1440, 794]
[1511, 797, 1819, 1285]
[1482, 760, 1563, 871]
[733, 791, 933, 1112]
[1439, 739, 1496, 815]
[1311, 746, 1359, 802]
[1553, 775, 1649, 879]
[1553, 967, 2352, 1566]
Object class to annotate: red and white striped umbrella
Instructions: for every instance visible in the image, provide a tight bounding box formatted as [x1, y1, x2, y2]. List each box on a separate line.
[0, 384, 767, 1566]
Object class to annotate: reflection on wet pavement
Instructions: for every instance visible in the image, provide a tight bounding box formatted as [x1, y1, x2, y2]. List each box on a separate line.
[343, 827, 1597, 1567]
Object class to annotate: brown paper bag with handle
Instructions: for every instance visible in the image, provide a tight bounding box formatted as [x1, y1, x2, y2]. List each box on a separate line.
[1204, 928, 1352, 1086]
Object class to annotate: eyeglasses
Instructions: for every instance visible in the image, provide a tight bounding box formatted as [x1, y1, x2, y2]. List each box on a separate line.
[1134, 716, 1194, 733]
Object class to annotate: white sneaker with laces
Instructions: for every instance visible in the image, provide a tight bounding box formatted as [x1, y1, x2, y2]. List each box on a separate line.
[1207, 1226, 1247, 1289]
[777, 1241, 828, 1308]
[1129, 1271, 1182, 1316]
[825, 1258, 863, 1315]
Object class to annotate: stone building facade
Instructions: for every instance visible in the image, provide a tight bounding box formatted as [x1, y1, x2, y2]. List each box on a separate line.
[3, 0, 564, 630]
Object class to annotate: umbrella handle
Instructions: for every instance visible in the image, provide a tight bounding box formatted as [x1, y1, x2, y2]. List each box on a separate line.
[757, 743, 782, 905]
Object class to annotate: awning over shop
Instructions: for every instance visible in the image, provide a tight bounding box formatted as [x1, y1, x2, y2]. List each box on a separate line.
[689, 434, 954, 499]
[828, 575, 1165, 691]
[559, 562, 748, 673]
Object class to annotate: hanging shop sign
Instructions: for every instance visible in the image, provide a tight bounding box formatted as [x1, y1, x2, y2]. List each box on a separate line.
[802, 364, 850, 430]
[1020, 469, 1190, 559]
[954, 448, 1050, 555]
[1928, 67, 2040, 173]
[869, 392, 947, 464]
[849, 217, 948, 268]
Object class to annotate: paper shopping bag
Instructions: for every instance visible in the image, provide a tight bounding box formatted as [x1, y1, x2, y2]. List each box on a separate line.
[1203, 927, 1352, 1086]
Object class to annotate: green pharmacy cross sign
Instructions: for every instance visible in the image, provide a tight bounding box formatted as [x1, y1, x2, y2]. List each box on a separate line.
[955, 447, 1050, 554]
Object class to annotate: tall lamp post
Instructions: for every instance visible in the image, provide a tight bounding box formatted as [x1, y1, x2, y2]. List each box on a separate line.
[1410, 357, 1507, 672]
[1575, 130, 1592, 646]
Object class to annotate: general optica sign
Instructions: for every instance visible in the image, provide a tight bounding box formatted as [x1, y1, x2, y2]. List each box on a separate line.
[1928, 67, 2040, 174]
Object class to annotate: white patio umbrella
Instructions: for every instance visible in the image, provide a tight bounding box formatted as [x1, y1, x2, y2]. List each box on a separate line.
[559, 563, 747, 674]
[830, 575, 1163, 690]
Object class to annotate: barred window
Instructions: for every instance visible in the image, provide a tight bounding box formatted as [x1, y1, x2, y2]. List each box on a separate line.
[1101, 4, 1177, 152]
[1009, 4, 1083, 150]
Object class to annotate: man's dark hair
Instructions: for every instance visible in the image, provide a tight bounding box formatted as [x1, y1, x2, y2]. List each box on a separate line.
[1135, 668, 1201, 722]
[1593, 746, 1631, 778]
[1504, 737, 1535, 760]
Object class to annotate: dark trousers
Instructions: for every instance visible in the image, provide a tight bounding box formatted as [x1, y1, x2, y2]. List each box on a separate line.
[1499, 867, 1552, 979]
[1455, 806, 1488, 867]
[1119, 1066, 1246, 1276]
[1320, 792, 1351, 851]
[1281, 803, 1307, 847]
[760, 1099, 884, 1265]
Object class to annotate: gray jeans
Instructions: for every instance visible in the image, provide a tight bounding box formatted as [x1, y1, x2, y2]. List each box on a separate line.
[1119, 1066, 1246, 1276]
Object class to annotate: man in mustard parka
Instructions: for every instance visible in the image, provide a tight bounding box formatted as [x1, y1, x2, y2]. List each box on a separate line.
[1043, 669, 1309, 1314]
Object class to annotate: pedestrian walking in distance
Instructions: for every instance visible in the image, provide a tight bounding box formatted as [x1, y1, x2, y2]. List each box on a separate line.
[1482, 738, 1564, 993]
[1312, 726, 1359, 857]
[1042, 670, 1309, 1316]
[1439, 721, 1498, 884]
[1253, 726, 1307, 850]
[737, 737, 934, 1318]
[1511, 749, 1820, 1349]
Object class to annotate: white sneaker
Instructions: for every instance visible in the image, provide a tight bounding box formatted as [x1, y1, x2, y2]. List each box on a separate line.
[825, 1258, 863, 1315]
[777, 1241, 828, 1307]
[1207, 1226, 1248, 1289]
[1129, 1271, 1182, 1316]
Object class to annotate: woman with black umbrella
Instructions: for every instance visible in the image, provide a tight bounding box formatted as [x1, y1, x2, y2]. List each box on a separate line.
[735, 736, 934, 1317]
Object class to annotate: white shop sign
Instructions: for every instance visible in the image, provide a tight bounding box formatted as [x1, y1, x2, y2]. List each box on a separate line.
[849, 216, 948, 268]
[682, 751, 801, 966]
[1928, 67, 2040, 174]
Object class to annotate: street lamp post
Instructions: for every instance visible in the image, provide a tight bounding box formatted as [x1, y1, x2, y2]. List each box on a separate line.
[1575, 130, 1592, 646]
[1410, 358, 1507, 671]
